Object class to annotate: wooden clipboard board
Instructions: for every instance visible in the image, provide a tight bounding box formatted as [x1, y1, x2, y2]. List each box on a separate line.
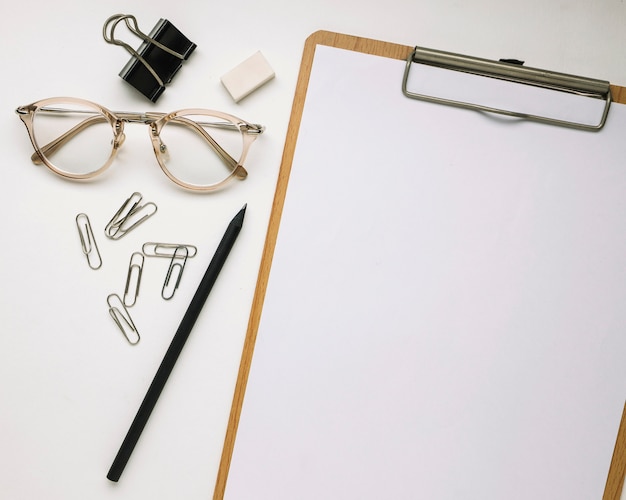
[214, 30, 626, 500]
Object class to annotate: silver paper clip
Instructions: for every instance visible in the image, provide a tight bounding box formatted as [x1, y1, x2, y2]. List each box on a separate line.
[142, 242, 198, 258]
[142, 242, 197, 300]
[107, 293, 140, 345]
[105, 192, 157, 240]
[76, 213, 102, 270]
[162, 245, 189, 300]
[123, 252, 144, 307]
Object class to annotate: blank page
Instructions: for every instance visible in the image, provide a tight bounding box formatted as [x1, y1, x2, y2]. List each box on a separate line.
[225, 45, 626, 499]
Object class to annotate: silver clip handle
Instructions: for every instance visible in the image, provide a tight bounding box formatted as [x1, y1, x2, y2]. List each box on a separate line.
[402, 46, 612, 131]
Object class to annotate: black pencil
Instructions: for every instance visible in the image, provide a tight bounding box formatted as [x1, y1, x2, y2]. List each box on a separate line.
[107, 204, 247, 482]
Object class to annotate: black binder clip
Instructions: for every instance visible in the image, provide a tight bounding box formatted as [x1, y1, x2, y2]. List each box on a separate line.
[103, 14, 197, 102]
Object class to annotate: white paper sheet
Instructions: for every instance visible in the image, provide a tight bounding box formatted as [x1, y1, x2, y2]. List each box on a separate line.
[225, 45, 626, 499]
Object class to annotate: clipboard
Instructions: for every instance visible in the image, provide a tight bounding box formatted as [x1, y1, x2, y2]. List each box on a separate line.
[214, 31, 626, 499]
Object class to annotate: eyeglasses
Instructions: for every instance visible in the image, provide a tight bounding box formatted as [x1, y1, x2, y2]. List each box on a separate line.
[16, 97, 264, 192]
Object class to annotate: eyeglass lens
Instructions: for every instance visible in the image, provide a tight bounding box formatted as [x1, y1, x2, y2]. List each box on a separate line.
[156, 113, 245, 188]
[33, 101, 115, 176]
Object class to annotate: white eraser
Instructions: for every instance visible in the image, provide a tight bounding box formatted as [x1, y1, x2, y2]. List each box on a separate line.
[220, 51, 275, 102]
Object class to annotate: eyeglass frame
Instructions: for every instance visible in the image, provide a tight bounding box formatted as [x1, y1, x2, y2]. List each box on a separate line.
[15, 97, 265, 192]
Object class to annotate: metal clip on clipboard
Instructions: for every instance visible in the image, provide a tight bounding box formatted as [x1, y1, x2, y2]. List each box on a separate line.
[402, 46, 612, 131]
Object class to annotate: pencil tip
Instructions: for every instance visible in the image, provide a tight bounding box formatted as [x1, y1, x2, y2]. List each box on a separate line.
[232, 204, 247, 226]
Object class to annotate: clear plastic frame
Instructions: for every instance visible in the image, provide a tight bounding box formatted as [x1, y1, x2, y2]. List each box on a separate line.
[16, 97, 264, 192]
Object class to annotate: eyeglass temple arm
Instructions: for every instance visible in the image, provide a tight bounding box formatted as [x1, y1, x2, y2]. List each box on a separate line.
[129, 111, 264, 134]
[24, 106, 263, 133]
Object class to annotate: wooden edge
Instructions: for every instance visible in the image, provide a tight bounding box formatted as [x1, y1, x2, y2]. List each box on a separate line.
[604, 403, 626, 500]
[211, 29, 320, 500]
[611, 84, 626, 105]
[212, 29, 626, 499]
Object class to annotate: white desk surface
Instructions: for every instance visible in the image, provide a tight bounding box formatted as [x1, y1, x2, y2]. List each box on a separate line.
[1, 1, 625, 499]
